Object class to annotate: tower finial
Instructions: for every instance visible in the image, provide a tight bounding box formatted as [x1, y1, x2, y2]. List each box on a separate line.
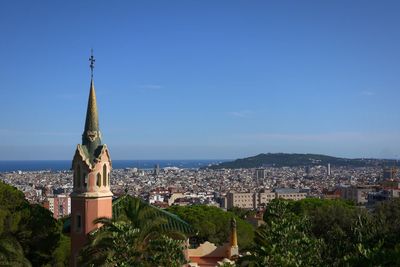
[89, 49, 95, 79]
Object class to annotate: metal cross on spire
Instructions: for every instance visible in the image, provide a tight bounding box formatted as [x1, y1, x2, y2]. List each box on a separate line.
[89, 49, 95, 79]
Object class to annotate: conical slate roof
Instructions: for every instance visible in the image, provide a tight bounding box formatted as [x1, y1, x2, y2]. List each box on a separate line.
[81, 79, 102, 159]
[84, 79, 99, 133]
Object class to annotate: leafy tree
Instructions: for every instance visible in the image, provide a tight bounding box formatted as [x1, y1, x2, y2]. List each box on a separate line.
[146, 234, 187, 267]
[288, 198, 355, 216]
[287, 198, 400, 266]
[344, 198, 400, 266]
[0, 181, 68, 266]
[373, 198, 400, 247]
[228, 207, 256, 220]
[167, 205, 255, 250]
[286, 198, 361, 265]
[239, 200, 323, 267]
[0, 184, 31, 266]
[0, 235, 31, 266]
[20, 204, 61, 266]
[50, 232, 71, 267]
[342, 213, 387, 266]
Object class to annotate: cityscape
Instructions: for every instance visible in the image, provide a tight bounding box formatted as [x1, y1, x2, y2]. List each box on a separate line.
[2, 149, 400, 266]
[2, 1, 400, 267]
[2, 161, 398, 214]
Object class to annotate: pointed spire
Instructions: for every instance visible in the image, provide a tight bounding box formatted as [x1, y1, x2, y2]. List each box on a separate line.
[82, 52, 102, 154]
[84, 79, 100, 132]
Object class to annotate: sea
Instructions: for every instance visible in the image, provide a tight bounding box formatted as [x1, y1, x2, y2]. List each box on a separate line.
[0, 160, 227, 173]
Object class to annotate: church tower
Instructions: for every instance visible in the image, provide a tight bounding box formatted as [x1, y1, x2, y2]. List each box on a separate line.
[70, 52, 113, 266]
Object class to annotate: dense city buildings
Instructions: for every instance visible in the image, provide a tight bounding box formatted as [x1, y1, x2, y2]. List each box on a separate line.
[340, 185, 376, 205]
[2, 164, 399, 213]
[226, 192, 254, 209]
[226, 189, 307, 210]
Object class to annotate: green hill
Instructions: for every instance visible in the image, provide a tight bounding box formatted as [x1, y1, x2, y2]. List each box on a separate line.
[206, 153, 395, 169]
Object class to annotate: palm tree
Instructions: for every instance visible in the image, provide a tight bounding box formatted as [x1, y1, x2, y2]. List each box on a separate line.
[79, 196, 191, 266]
[79, 219, 145, 266]
[112, 195, 193, 236]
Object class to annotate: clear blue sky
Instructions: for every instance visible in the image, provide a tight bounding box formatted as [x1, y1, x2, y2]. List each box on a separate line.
[1, 0, 400, 160]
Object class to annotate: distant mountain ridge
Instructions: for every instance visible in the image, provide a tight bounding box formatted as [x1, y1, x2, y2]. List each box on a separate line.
[206, 153, 398, 169]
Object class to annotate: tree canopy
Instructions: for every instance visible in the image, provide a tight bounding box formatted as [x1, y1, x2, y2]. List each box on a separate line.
[239, 198, 400, 266]
[0, 181, 69, 266]
[167, 205, 255, 250]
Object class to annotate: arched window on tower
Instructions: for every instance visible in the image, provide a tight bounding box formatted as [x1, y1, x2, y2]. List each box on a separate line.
[97, 173, 101, 187]
[84, 173, 88, 188]
[103, 164, 107, 186]
[108, 172, 110, 187]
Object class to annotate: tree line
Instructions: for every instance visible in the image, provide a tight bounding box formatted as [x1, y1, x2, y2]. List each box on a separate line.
[238, 198, 400, 266]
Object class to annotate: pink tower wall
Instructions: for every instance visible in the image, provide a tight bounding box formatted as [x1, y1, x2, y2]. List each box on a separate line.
[70, 148, 113, 267]
[70, 196, 112, 265]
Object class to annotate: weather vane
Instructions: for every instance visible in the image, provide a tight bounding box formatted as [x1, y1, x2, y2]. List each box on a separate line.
[89, 49, 95, 79]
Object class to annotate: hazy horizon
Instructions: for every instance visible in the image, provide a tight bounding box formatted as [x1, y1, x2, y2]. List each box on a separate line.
[1, 150, 400, 161]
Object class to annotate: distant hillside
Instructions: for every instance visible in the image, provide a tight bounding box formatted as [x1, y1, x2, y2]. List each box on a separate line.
[206, 153, 397, 169]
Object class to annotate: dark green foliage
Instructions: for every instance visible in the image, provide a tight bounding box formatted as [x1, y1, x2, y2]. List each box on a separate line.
[50, 233, 71, 267]
[288, 197, 355, 215]
[0, 235, 31, 266]
[373, 198, 400, 247]
[228, 207, 256, 220]
[208, 153, 393, 169]
[146, 235, 187, 267]
[282, 198, 357, 264]
[0, 181, 69, 266]
[347, 198, 400, 266]
[21, 204, 61, 266]
[286, 198, 400, 265]
[255, 198, 400, 266]
[240, 200, 323, 267]
[167, 205, 255, 250]
[0, 182, 31, 266]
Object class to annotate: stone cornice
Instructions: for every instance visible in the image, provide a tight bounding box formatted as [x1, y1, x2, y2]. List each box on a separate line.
[70, 191, 113, 198]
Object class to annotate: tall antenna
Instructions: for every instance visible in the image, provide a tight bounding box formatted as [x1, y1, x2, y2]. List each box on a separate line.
[89, 49, 95, 79]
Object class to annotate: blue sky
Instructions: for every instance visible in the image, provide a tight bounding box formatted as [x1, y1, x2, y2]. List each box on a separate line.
[1, 1, 400, 160]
